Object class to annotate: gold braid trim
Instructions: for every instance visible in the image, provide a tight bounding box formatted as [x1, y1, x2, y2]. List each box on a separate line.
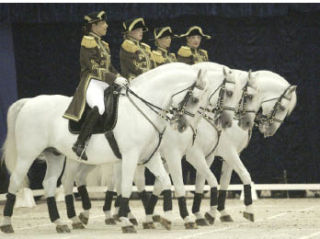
[141, 42, 151, 53]
[152, 50, 165, 64]
[81, 36, 97, 48]
[177, 46, 192, 57]
[199, 49, 208, 59]
[121, 40, 139, 53]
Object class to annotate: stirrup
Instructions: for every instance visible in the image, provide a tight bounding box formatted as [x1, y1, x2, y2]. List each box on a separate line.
[72, 144, 88, 161]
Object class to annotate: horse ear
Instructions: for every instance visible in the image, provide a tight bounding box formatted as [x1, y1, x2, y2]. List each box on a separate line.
[248, 69, 252, 80]
[288, 85, 297, 94]
[196, 69, 207, 90]
[223, 67, 227, 76]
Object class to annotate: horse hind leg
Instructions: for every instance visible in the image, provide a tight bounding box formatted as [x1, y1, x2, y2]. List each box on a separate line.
[42, 151, 71, 233]
[1, 155, 37, 233]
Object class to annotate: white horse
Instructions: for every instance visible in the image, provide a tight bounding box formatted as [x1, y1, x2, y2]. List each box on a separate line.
[43, 65, 242, 231]
[0, 63, 211, 234]
[188, 63, 297, 223]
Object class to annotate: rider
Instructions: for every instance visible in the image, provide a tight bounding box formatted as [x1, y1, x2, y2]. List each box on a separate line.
[177, 26, 211, 64]
[151, 26, 177, 67]
[63, 10, 128, 160]
[120, 17, 154, 81]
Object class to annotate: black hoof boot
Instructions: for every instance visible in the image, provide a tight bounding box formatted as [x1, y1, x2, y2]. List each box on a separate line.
[72, 222, 85, 229]
[159, 217, 172, 230]
[0, 224, 14, 233]
[122, 225, 137, 233]
[243, 211, 254, 222]
[79, 213, 89, 225]
[152, 214, 161, 222]
[105, 218, 116, 225]
[184, 221, 198, 229]
[72, 144, 87, 160]
[204, 212, 215, 225]
[220, 215, 234, 222]
[129, 218, 138, 226]
[56, 224, 71, 233]
[143, 221, 156, 229]
[196, 218, 209, 226]
[113, 214, 120, 222]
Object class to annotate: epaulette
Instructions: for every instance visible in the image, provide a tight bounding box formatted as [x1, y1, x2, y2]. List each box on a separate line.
[141, 42, 151, 53]
[121, 40, 139, 53]
[199, 49, 208, 59]
[170, 52, 176, 58]
[81, 36, 97, 48]
[102, 40, 110, 50]
[152, 50, 165, 64]
[177, 46, 192, 57]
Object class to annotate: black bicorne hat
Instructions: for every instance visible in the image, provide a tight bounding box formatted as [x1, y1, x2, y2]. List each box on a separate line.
[179, 26, 211, 39]
[122, 17, 148, 33]
[153, 26, 178, 40]
[84, 10, 107, 24]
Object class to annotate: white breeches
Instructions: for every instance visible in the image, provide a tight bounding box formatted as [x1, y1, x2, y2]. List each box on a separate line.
[86, 79, 109, 115]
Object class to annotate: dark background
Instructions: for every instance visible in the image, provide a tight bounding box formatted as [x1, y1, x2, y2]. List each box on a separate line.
[0, 3, 319, 193]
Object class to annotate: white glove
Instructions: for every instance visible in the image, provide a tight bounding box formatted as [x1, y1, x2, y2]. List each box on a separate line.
[114, 77, 128, 87]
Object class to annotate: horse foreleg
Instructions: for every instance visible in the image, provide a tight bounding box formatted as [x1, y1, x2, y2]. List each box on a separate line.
[42, 153, 70, 233]
[103, 164, 117, 225]
[119, 153, 138, 233]
[223, 150, 254, 222]
[74, 163, 95, 225]
[187, 152, 217, 226]
[218, 160, 234, 222]
[61, 160, 84, 229]
[144, 153, 172, 230]
[134, 165, 149, 216]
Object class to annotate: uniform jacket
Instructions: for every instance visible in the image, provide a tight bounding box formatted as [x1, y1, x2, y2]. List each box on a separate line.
[176, 45, 209, 65]
[152, 47, 177, 67]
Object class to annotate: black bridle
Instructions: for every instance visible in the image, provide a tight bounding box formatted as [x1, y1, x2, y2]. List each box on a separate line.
[255, 85, 293, 127]
[235, 81, 258, 120]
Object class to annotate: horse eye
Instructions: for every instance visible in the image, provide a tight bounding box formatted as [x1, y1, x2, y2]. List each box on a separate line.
[279, 105, 285, 111]
[226, 90, 233, 97]
[247, 94, 253, 100]
[191, 97, 199, 104]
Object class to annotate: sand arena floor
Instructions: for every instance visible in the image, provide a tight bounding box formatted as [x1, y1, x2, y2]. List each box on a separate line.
[0, 198, 319, 239]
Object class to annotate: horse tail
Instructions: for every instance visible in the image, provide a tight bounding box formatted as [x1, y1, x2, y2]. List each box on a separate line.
[1, 98, 29, 175]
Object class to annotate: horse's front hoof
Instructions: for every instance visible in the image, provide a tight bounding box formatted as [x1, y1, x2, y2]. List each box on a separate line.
[121, 225, 136, 233]
[204, 212, 215, 225]
[56, 224, 71, 233]
[72, 222, 85, 229]
[143, 221, 156, 229]
[113, 214, 120, 222]
[79, 213, 89, 225]
[105, 218, 116, 225]
[0, 224, 14, 233]
[196, 218, 209, 226]
[129, 218, 138, 226]
[243, 211, 254, 222]
[184, 221, 198, 229]
[152, 215, 161, 222]
[160, 217, 172, 230]
[220, 215, 234, 222]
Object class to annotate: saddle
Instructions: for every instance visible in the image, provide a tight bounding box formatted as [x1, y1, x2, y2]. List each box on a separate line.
[68, 84, 121, 134]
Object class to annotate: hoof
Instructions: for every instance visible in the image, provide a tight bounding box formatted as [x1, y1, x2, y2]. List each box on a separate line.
[0, 224, 14, 233]
[129, 218, 138, 226]
[204, 212, 215, 225]
[121, 225, 137, 233]
[105, 218, 116, 225]
[79, 213, 89, 225]
[220, 215, 234, 222]
[72, 222, 85, 229]
[143, 221, 156, 229]
[113, 214, 121, 222]
[56, 224, 71, 233]
[159, 217, 172, 230]
[243, 211, 254, 222]
[184, 221, 198, 229]
[196, 218, 209, 226]
[152, 214, 161, 222]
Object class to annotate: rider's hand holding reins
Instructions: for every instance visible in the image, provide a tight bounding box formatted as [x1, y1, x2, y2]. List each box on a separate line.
[114, 76, 129, 87]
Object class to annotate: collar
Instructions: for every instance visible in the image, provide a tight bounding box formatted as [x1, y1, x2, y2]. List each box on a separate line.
[126, 36, 140, 45]
[89, 32, 102, 40]
[157, 47, 168, 54]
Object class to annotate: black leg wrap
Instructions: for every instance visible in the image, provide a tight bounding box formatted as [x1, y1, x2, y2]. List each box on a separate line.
[46, 197, 60, 222]
[178, 197, 189, 219]
[138, 190, 150, 211]
[192, 193, 202, 214]
[77, 185, 91, 210]
[217, 190, 227, 211]
[114, 195, 121, 207]
[119, 197, 130, 218]
[146, 194, 158, 215]
[244, 184, 253, 206]
[210, 187, 218, 206]
[103, 190, 115, 212]
[65, 194, 76, 219]
[4, 193, 16, 217]
[162, 190, 172, 212]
